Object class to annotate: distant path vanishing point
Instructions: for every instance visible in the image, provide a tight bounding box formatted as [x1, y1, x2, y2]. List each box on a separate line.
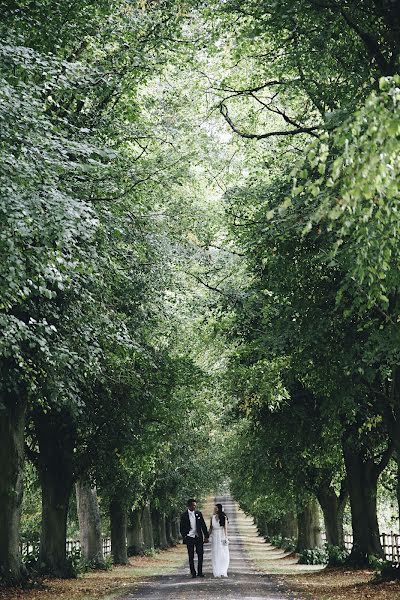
[118, 495, 295, 600]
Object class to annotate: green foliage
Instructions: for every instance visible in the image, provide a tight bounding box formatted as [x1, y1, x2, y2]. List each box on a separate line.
[295, 75, 400, 317]
[3, 0, 400, 583]
[0, 0, 234, 582]
[103, 555, 114, 571]
[269, 535, 283, 547]
[143, 548, 158, 558]
[21, 465, 41, 545]
[193, 0, 400, 563]
[371, 557, 400, 582]
[281, 538, 296, 553]
[269, 535, 296, 553]
[65, 548, 88, 578]
[298, 547, 328, 565]
[22, 548, 40, 577]
[326, 545, 349, 567]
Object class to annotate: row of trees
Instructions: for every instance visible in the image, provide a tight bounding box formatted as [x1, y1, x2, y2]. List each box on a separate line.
[0, 0, 226, 585]
[4, 0, 400, 584]
[198, 0, 400, 566]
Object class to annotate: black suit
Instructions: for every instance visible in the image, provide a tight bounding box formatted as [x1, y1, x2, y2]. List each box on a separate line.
[180, 510, 209, 576]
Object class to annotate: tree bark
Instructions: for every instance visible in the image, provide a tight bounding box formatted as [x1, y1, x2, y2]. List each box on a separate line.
[127, 509, 144, 556]
[170, 517, 180, 545]
[317, 482, 347, 547]
[0, 389, 26, 584]
[397, 452, 400, 534]
[39, 476, 73, 576]
[172, 517, 181, 543]
[141, 503, 154, 550]
[165, 518, 174, 546]
[343, 441, 385, 564]
[35, 410, 75, 577]
[296, 497, 323, 551]
[109, 498, 128, 565]
[267, 521, 278, 538]
[279, 511, 298, 539]
[75, 478, 105, 568]
[151, 507, 162, 548]
[169, 518, 177, 544]
[159, 513, 168, 549]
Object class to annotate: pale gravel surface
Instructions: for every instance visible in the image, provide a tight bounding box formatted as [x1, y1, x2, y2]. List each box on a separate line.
[118, 496, 299, 600]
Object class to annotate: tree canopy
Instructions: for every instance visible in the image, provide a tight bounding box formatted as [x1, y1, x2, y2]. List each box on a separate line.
[1, 0, 400, 585]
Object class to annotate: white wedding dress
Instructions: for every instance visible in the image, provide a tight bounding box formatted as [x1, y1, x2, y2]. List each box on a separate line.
[211, 514, 230, 577]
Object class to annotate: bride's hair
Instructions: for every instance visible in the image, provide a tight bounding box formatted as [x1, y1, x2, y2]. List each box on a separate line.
[216, 503, 228, 527]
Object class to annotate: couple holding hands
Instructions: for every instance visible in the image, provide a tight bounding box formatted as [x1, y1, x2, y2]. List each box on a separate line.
[180, 498, 230, 579]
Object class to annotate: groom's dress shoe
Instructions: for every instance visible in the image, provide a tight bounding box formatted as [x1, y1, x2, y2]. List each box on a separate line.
[198, 573, 205, 578]
[191, 573, 197, 578]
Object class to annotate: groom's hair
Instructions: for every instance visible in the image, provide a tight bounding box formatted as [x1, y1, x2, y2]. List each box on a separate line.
[187, 498, 196, 506]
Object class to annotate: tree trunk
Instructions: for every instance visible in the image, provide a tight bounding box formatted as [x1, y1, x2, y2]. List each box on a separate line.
[127, 509, 144, 556]
[151, 507, 161, 548]
[172, 517, 180, 543]
[279, 511, 298, 539]
[170, 517, 179, 545]
[165, 518, 174, 546]
[267, 521, 278, 538]
[39, 468, 73, 576]
[297, 497, 323, 551]
[169, 518, 177, 544]
[141, 503, 154, 550]
[263, 521, 271, 538]
[317, 483, 346, 547]
[343, 442, 384, 564]
[159, 513, 168, 549]
[75, 478, 105, 568]
[256, 517, 268, 537]
[109, 498, 128, 565]
[35, 410, 75, 577]
[397, 453, 400, 534]
[0, 389, 26, 584]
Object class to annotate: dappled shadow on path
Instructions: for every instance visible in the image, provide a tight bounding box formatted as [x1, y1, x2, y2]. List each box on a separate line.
[121, 572, 292, 599]
[236, 506, 324, 575]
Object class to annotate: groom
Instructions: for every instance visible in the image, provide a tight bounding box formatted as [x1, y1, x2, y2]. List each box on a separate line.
[180, 498, 209, 578]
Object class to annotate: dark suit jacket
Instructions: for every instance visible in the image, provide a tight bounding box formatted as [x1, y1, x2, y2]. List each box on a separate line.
[180, 509, 209, 543]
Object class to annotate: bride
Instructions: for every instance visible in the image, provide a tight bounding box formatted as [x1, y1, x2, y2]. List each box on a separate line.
[209, 503, 230, 578]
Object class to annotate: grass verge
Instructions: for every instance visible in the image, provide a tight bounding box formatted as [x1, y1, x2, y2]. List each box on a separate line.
[236, 509, 400, 599]
[0, 545, 186, 600]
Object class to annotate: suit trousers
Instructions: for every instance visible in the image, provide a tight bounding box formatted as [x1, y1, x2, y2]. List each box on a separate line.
[185, 536, 204, 575]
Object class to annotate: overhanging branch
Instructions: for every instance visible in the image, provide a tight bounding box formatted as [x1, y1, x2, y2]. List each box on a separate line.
[215, 78, 300, 95]
[219, 102, 321, 140]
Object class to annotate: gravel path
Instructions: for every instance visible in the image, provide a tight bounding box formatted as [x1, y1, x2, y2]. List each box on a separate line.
[119, 496, 295, 600]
